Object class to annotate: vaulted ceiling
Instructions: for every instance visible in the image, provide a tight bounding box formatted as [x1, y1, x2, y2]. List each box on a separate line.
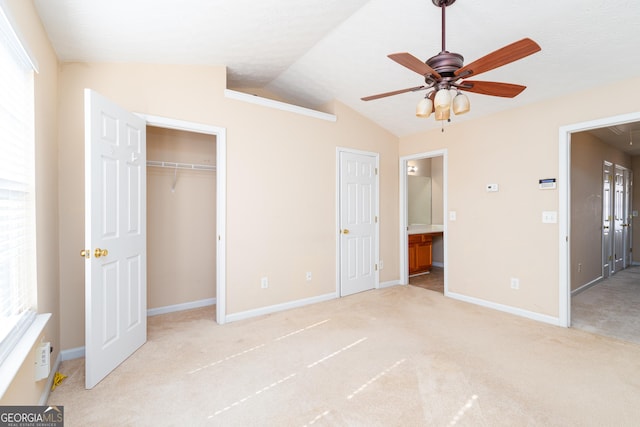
[34, 0, 640, 141]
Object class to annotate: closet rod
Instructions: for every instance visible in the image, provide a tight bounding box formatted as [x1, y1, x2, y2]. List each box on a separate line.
[146, 160, 216, 171]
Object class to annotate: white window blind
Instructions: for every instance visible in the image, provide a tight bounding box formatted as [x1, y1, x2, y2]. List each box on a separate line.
[0, 2, 38, 367]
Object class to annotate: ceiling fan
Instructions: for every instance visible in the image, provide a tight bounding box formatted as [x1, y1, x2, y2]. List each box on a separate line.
[361, 0, 541, 121]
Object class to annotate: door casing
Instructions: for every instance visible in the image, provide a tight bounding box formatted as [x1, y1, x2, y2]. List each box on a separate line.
[399, 150, 448, 288]
[559, 111, 640, 327]
[139, 114, 227, 325]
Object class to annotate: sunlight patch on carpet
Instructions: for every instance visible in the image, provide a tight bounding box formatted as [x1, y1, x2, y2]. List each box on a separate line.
[187, 343, 266, 374]
[449, 394, 479, 425]
[274, 319, 330, 341]
[307, 337, 368, 368]
[303, 410, 331, 426]
[346, 358, 406, 400]
[189, 320, 332, 374]
[209, 373, 298, 417]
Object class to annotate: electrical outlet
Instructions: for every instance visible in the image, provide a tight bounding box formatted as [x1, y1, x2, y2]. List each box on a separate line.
[578, 263, 582, 272]
[261, 277, 269, 289]
[510, 277, 520, 290]
[306, 272, 312, 281]
[379, 260, 384, 270]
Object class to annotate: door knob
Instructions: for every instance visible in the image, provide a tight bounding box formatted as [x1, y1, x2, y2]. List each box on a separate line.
[342, 229, 350, 234]
[94, 248, 108, 258]
[80, 249, 90, 259]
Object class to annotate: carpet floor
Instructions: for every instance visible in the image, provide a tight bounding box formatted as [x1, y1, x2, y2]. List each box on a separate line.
[48, 285, 640, 426]
[571, 265, 640, 345]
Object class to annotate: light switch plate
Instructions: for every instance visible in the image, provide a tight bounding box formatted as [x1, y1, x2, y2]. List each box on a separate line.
[542, 211, 557, 223]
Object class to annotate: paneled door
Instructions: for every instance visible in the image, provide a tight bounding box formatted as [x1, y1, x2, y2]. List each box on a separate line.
[84, 89, 147, 389]
[602, 162, 612, 278]
[338, 150, 378, 296]
[613, 165, 626, 273]
[623, 168, 633, 268]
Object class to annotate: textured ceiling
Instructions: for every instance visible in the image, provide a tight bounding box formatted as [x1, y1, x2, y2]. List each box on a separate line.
[34, 0, 640, 139]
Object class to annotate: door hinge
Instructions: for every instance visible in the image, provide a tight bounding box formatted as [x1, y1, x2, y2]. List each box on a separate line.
[375, 167, 378, 175]
[375, 264, 378, 271]
[375, 216, 378, 223]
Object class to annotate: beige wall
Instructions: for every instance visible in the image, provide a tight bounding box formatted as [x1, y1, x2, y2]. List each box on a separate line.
[57, 62, 399, 350]
[0, 0, 59, 404]
[400, 76, 640, 317]
[570, 132, 631, 291]
[147, 127, 216, 309]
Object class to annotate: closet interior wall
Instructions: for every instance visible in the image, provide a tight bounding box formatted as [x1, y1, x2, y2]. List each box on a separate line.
[146, 126, 217, 310]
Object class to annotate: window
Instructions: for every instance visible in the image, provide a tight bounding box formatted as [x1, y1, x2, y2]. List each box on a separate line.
[0, 2, 38, 367]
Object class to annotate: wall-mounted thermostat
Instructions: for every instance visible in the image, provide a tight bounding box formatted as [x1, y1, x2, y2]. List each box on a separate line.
[539, 178, 556, 190]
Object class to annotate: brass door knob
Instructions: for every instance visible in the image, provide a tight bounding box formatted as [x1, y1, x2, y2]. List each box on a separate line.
[80, 249, 90, 259]
[342, 229, 350, 234]
[94, 248, 108, 258]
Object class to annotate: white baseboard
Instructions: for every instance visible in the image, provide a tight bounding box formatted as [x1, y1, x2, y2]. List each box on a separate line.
[39, 352, 61, 405]
[60, 298, 218, 362]
[446, 291, 563, 327]
[60, 346, 85, 361]
[225, 292, 337, 323]
[379, 279, 401, 289]
[571, 276, 603, 296]
[432, 261, 444, 268]
[147, 298, 216, 317]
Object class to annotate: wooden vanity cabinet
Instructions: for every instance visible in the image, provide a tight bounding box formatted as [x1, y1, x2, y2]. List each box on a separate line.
[408, 233, 432, 275]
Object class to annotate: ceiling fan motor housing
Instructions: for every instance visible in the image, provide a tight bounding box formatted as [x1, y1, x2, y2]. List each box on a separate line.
[426, 52, 463, 86]
[432, 0, 456, 6]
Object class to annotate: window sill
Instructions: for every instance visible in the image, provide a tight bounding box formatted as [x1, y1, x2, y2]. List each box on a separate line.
[0, 313, 51, 399]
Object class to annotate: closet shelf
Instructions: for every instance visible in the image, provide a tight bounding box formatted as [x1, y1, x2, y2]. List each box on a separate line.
[147, 160, 216, 171]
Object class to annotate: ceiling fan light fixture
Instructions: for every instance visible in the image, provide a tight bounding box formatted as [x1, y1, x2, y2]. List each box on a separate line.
[434, 88, 452, 112]
[416, 96, 433, 118]
[452, 91, 470, 115]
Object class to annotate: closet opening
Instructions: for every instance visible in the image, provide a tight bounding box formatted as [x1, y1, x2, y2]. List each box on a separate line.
[146, 125, 218, 321]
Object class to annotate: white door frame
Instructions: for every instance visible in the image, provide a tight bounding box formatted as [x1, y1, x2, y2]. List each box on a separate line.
[558, 111, 640, 327]
[335, 147, 380, 296]
[399, 149, 448, 288]
[139, 114, 227, 325]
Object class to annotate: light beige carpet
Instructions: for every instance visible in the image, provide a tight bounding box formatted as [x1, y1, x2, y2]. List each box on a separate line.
[49, 285, 640, 426]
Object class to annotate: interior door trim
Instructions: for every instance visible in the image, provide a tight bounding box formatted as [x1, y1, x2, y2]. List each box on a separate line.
[559, 110, 640, 327]
[399, 150, 448, 290]
[138, 114, 227, 325]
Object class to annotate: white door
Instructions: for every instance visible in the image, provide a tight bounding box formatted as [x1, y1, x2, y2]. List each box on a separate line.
[613, 165, 625, 273]
[84, 89, 147, 389]
[338, 150, 378, 296]
[602, 162, 612, 278]
[624, 170, 633, 268]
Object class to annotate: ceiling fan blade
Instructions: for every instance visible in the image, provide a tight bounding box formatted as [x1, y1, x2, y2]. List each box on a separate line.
[361, 85, 426, 101]
[454, 38, 541, 78]
[388, 53, 442, 79]
[458, 81, 526, 98]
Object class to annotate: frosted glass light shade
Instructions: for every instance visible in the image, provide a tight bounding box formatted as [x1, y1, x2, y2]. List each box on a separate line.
[434, 88, 452, 111]
[435, 107, 450, 121]
[416, 97, 433, 118]
[453, 92, 470, 115]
